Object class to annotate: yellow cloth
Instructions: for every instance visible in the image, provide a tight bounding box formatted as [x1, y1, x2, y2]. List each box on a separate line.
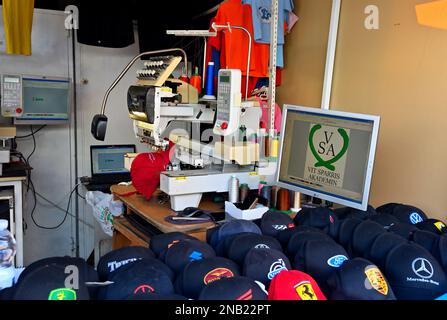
[416, 0, 447, 30]
[2, 0, 35, 55]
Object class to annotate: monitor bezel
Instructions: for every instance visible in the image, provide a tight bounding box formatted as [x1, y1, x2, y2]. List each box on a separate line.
[275, 105, 381, 211]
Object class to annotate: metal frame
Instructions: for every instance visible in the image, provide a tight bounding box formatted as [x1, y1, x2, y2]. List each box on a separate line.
[275, 105, 381, 211]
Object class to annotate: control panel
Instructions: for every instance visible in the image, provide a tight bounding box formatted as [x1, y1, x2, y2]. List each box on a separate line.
[213, 69, 242, 136]
[1, 74, 23, 117]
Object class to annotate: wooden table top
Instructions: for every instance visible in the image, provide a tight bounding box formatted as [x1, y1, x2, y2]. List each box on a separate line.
[111, 185, 221, 234]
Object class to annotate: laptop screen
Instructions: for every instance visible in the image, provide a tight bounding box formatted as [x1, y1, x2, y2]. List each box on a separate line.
[91, 145, 136, 176]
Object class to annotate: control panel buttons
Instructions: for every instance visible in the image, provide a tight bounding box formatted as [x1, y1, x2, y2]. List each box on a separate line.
[221, 122, 228, 130]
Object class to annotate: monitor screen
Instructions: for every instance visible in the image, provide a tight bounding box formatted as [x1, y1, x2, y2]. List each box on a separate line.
[15, 76, 70, 125]
[91, 145, 136, 175]
[276, 105, 380, 210]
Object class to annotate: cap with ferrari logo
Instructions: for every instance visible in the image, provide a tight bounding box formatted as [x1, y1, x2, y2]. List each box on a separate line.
[327, 258, 396, 300]
[174, 257, 240, 299]
[260, 210, 295, 238]
[416, 219, 447, 235]
[243, 248, 291, 288]
[384, 243, 447, 300]
[198, 276, 267, 300]
[268, 270, 326, 300]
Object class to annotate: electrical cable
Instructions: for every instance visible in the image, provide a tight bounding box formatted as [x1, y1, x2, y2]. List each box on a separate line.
[15, 125, 46, 139]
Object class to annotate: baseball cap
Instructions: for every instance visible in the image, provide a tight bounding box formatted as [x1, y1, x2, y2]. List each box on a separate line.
[276, 226, 321, 250]
[97, 259, 175, 300]
[286, 230, 332, 260]
[337, 217, 363, 255]
[226, 233, 283, 266]
[260, 211, 295, 238]
[327, 258, 396, 300]
[97, 246, 155, 281]
[293, 207, 339, 238]
[268, 270, 326, 300]
[216, 220, 262, 243]
[384, 243, 447, 300]
[416, 219, 447, 235]
[198, 276, 267, 300]
[368, 213, 400, 229]
[350, 220, 387, 257]
[412, 230, 439, 254]
[293, 239, 349, 293]
[164, 238, 216, 274]
[367, 232, 407, 268]
[390, 204, 428, 225]
[243, 248, 291, 288]
[12, 257, 96, 300]
[175, 257, 240, 299]
[388, 223, 419, 240]
[334, 205, 377, 221]
[150, 232, 197, 257]
[126, 292, 188, 300]
[376, 203, 401, 215]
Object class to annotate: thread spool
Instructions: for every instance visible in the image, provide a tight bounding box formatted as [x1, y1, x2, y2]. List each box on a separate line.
[239, 184, 249, 203]
[229, 175, 239, 203]
[291, 191, 301, 213]
[260, 185, 272, 208]
[203, 62, 216, 99]
[271, 186, 280, 209]
[277, 188, 291, 211]
[270, 135, 280, 158]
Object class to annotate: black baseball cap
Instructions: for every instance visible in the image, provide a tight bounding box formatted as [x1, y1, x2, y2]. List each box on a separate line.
[276, 226, 321, 250]
[367, 232, 407, 269]
[97, 246, 155, 281]
[164, 238, 216, 274]
[150, 232, 197, 257]
[293, 239, 349, 293]
[293, 207, 339, 238]
[416, 219, 447, 235]
[126, 292, 188, 300]
[198, 276, 267, 300]
[12, 257, 96, 300]
[243, 248, 291, 288]
[286, 230, 332, 260]
[384, 243, 447, 300]
[260, 211, 295, 238]
[390, 204, 428, 225]
[376, 203, 401, 215]
[217, 220, 262, 243]
[333, 205, 377, 221]
[97, 260, 175, 300]
[368, 213, 400, 229]
[388, 223, 419, 240]
[175, 257, 240, 299]
[337, 217, 363, 255]
[226, 233, 283, 266]
[412, 230, 440, 254]
[351, 220, 387, 257]
[327, 258, 396, 300]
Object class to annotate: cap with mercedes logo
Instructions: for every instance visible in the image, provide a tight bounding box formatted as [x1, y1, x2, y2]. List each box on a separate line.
[198, 276, 267, 300]
[260, 211, 295, 238]
[268, 270, 327, 300]
[416, 219, 447, 235]
[174, 257, 240, 299]
[243, 248, 291, 288]
[384, 243, 447, 300]
[327, 257, 396, 300]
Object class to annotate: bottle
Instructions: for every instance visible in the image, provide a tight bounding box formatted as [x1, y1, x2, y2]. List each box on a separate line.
[0, 220, 16, 290]
[229, 176, 240, 203]
[189, 66, 202, 94]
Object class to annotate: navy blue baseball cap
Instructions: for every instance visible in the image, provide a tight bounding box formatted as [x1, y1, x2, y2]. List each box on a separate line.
[293, 207, 339, 238]
[243, 248, 291, 288]
[198, 276, 267, 300]
[164, 238, 216, 274]
[175, 257, 240, 299]
[97, 259, 175, 300]
[126, 292, 188, 300]
[276, 226, 321, 250]
[260, 211, 295, 238]
[12, 257, 97, 300]
[368, 213, 400, 229]
[412, 230, 439, 254]
[327, 258, 396, 300]
[293, 239, 349, 293]
[384, 243, 447, 300]
[150, 232, 197, 257]
[416, 219, 447, 235]
[388, 223, 418, 240]
[97, 246, 155, 281]
[226, 233, 283, 266]
[334, 205, 377, 221]
[390, 205, 428, 225]
[376, 203, 401, 215]
[367, 232, 407, 269]
[351, 220, 387, 257]
[216, 220, 262, 243]
[286, 230, 332, 260]
[337, 217, 363, 255]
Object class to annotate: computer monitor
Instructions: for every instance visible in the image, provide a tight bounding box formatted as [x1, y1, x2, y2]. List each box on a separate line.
[90, 145, 136, 176]
[14, 76, 70, 125]
[276, 105, 380, 211]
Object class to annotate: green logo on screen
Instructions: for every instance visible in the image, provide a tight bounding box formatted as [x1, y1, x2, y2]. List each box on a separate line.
[48, 288, 77, 300]
[308, 124, 350, 171]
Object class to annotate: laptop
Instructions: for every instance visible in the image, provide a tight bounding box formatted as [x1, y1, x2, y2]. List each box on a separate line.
[89, 145, 136, 186]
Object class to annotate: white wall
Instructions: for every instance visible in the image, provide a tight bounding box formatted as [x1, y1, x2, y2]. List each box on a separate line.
[0, 8, 145, 264]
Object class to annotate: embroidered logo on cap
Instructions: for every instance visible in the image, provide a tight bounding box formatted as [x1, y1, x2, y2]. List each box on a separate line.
[267, 259, 288, 280]
[254, 244, 270, 249]
[435, 222, 446, 232]
[294, 281, 318, 300]
[48, 288, 77, 300]
[133, 284, 155, 295]
[327, 255, 348, 268]
[189, 251, 203, 261]
[410, 212, 423, 224]
[365, 266, 388, 295]
[203, 268, 234, 285]
[236, 289, 253, 300]
[412, 258, 434, 279]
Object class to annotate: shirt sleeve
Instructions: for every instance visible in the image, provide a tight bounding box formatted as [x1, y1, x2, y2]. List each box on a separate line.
[244, 0, 263, 41]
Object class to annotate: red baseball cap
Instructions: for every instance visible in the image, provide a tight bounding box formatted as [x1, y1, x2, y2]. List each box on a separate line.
[268, 270, 327, 301]
[130, 141, 174, 200]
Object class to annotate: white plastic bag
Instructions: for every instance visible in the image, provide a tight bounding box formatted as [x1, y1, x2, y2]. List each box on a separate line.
[86, 191, 124, 237]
